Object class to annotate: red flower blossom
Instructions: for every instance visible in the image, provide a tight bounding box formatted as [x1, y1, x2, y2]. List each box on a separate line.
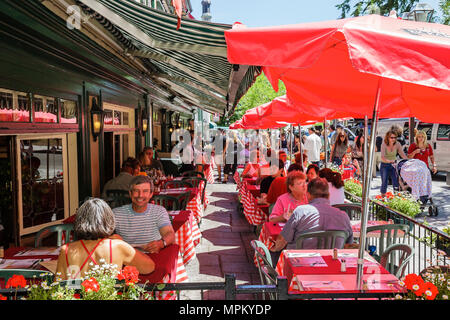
[6, 275, 27, 289]
[81, 277, 100, 293]
[73, 293, 81, 299]
[0, 294, 7, 300]
[117, 266, 140, 285]
[422, 282, 439, 300]
[403, 274, 425, 296]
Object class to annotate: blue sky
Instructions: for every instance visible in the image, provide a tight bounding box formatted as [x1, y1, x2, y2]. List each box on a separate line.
[190, 0, 443, 27]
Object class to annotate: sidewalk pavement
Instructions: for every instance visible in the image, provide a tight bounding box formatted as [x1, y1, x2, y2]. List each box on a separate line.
[180, 181, 261, 300]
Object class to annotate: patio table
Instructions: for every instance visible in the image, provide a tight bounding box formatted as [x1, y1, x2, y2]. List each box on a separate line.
[275, 249, 404, 296]
[241, 180, 268, 226]
[169, 210, 201, 265]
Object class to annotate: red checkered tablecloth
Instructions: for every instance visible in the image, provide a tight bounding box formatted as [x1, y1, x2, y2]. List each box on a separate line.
[241, 180, 268, 226]
[154, 251, 188, 300]
[171, 210, 201, 266]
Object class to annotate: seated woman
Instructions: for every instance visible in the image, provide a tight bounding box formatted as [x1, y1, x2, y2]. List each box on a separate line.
[56, 198, 155, 280]
[269, 171, 308, 223]
[306, 164, 320, 182]
[319, 168, 345, 205]
[139, 147, 165, 175]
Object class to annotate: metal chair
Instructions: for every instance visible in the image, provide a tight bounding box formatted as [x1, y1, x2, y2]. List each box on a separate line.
[295, 230, 349, 249]
[380, 243, 414, 279]
[172, 191, 192, 210]
[34, 223, 76, 248]
[332, 203, 362, 220]
[365, 224, 410, 262]
[163, 180, 193, 189]
[105, 189, 131, 209]
[151, 194, 180, 211]
[0, 269, 52, 285]
[250, 240, 278, 300]
[181, 170, 205, 179]
[182, 177, 207, 205]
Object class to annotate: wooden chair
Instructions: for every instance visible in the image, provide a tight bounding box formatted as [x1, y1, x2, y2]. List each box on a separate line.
[105, 189, 131, 209]
[365, 224, 410, 262]
[295, 230, 349, 249]
[332, 203, 362, 220]
[34, 223, 76, 248]
[151, 194, 180, 211]
[163, 180, 193, 189]
[250, 240, 278, 300]
[380, 243, 414, 279]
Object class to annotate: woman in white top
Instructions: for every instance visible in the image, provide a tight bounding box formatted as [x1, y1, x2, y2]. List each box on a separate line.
[318, 168, 345, 205]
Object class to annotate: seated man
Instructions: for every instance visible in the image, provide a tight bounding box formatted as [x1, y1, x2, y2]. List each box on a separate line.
[101, 157, 141, 199]
[257, 159, 285, 204]
[270, 178, 353, 264]
[112, 175, 175, 254]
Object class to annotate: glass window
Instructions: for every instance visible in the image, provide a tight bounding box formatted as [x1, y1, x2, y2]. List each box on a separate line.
[0, 91, 14, 122]
[123, 112, 129, 126]
[114, 110, 122, 125]
[417, 123, 433, 140]
[104, 109, 113, 125]
[34, 96, 58, 123]
[20, 138, 65, 229]
[437, 125, 450, 141]
[60, 99, 78, 124]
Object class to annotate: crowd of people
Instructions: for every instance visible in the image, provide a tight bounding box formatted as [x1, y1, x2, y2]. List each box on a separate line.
[54, 120, 437, 280]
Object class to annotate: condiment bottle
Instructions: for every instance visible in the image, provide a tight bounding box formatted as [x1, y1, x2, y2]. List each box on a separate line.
[340, 259, 346, 272]
[333, 248, 338, 260]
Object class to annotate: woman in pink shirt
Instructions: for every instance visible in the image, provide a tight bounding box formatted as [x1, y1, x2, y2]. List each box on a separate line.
[269, 171, 308, 223]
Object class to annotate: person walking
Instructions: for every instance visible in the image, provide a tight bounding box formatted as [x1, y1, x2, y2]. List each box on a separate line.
[330, 131, 349, 166]
[380, 129, 408, 197]
[304, 127, 322, 167]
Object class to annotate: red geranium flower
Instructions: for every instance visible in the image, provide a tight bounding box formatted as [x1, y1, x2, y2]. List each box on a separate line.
[403, 274, 425, 296]
[6, 275, 27, 289]
[422, 282, 439, 300]
[73, 293, 81, 299]
[0, 294, 7, 300]
[81, 277, 100, 293]
[117, 266, 140, 285]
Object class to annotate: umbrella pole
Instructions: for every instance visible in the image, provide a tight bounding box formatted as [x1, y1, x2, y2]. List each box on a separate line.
[356, 81, 381, 290]
[290, 124, 293, 158]
[299, 124, 304, 170]
[323, 117, 328, 168]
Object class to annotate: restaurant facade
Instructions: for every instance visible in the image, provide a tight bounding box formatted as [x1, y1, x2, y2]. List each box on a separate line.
[0, 0, 258, 247]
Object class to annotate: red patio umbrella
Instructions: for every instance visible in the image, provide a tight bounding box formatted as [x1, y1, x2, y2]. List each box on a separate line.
[225, 14, 450, 289]
[225, 14, 450, 124]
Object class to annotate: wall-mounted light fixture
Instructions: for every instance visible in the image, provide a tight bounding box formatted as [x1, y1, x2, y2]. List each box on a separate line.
[90, 97, 104, 142]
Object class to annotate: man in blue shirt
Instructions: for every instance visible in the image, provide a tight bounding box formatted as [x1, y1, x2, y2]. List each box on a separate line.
[270, 178, 353, 263]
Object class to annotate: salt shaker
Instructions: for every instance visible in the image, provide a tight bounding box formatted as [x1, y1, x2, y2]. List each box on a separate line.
[340, 259, 346, 272]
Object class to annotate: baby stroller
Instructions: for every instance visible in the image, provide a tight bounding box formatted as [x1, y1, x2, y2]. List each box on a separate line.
[395, 159, 438, 216]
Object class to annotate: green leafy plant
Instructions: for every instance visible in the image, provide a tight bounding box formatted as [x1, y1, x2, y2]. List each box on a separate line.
[24, 261, 155, 300]
[344, 178, 363, 197]
[373, 192, 421, 218]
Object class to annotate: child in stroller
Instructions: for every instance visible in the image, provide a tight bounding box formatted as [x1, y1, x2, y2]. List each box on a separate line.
[395, 159, 438, 216]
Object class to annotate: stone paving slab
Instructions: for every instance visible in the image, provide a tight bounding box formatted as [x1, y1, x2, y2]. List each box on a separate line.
[181, 181, 260, 300]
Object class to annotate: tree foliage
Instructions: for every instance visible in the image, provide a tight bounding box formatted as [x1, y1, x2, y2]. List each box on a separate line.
[336, 0, 449, 25]
[219, 73, 286, 126]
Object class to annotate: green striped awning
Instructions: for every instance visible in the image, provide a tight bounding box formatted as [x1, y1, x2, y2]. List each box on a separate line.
[77, 0, 258, 115]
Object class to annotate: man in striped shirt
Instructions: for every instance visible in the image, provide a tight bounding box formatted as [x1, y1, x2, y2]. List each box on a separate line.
[112, 175, 175, 254]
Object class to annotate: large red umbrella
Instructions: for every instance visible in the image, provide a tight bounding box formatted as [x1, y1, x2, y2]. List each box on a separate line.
[226, 15, 450, 124]
[225, 14, 450, 289]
